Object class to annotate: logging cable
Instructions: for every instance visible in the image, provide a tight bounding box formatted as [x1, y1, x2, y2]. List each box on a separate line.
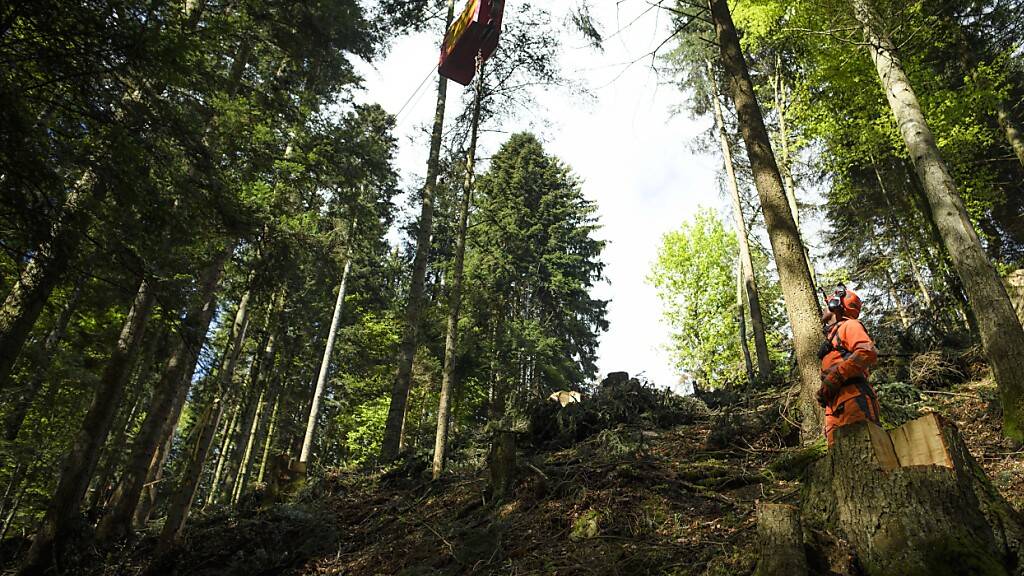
[395, 62, 440, 125]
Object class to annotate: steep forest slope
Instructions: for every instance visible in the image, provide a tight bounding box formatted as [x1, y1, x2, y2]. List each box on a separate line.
[24, 370, 1019, 576]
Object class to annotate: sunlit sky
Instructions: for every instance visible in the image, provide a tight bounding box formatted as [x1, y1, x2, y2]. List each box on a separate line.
[354, 1, 731, 392]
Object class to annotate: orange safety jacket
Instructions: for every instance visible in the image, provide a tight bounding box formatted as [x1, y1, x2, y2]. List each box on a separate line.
[820, 318, 880, 445]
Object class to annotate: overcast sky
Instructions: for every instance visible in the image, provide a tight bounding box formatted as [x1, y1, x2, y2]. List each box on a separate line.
[354, 1, 730, 392]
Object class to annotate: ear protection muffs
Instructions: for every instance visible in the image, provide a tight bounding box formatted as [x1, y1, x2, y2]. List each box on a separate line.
[827, 284, 847, 314]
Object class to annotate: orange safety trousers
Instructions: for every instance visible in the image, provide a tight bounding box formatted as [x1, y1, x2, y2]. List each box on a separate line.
[823, 377, 881, 445]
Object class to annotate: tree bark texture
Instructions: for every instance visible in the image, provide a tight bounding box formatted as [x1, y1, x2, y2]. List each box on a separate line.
[301, 255, 352, 463]
[487, 430, 517, 503]
[0, 174, 100, 389]
[736, 262, 755, 383]
[852, 0, 1024, 441]
[801, 417, 1024, 575]
[96, 244, 231, 543]
[20, 277, 155, 574]
[754, 503, 808, 576]
[433, 58, 483, 481]
[4, 281, 83, 442]
[381, 0, 456, 462]
[709, 64, 772, 378]
[709, 0, 823, 438]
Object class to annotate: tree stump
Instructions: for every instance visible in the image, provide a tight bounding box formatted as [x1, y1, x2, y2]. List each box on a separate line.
[487, 430, 517, 503]
[754, 502, 808, 576]
[262, 454, 306, 505]
[801, 414, 1024, 576]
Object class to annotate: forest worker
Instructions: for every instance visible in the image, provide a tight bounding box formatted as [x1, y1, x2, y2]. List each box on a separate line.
[817, 285, 881, 445]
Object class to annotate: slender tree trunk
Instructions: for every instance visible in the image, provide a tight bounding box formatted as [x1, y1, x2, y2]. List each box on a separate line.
[709, 0, 823, 438]
[256, 397, 280, 484]
[853, 0, 1024, 440]
[0, 483, 25, 542]
[884, 267, 912, 330]
[156, 397, 220, 554]
[156, 283, 252, 551]
[381, 0, 457, 462]
[4, 281, 83, 441]
[709, 62, 772, 377]
[0, 174, 100, 389]
[736, 261, 755, 384]
[771, 61, 800, 231]
[770, 57, 817, 286]
[204, 291, 252, 505]
[996, 105, 1024, 169]
[234, 294, 284, 500]
[0, 462, 25, 538]
[873, 162, 935, 310]
[222, 308, 279, 501]
[206, 399, 240, 506]
[19, 277, 155, 574]
[87, 384, 144, 513]
[301, 253, 353, 463]
[232, 387, 265, 504]
[433, 59, 484, 481]
[132, 432, 171, 528]
[96, 245, 232, 543]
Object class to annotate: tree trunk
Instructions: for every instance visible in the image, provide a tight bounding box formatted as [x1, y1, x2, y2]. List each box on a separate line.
[0, 174, 100, 389]
[996, 105, 1024, 170]
[709, 0, 823, 438]
[754, 503, 808, 576]
[206, 398, 239, 506]
[487, 430, 517, 503]
[156, 397, 222, 555]
[222, 312, 279, 502]
[4, 280, 83, 442]
[96, 244, 231, 543]
[770, 58, 817, 287]
[433, 58, 484, 481]
[801, 415, 1024, 574]
[234, 294, 284, 501]
[852, 0, 1024, 441]
[885, 268, 912, 330]
[301, 253, 353, 463]
[87, 378, 146, 513]
[231, 386, 266, 504]
[709, 62, 772, 378]
[156, 277, 253, 546]
[19, 277, 155, 574]
[132, 432, 172, 529]
[256, 396, 280, 484]
[737, 261, 755, 384]
[381, 0, 456, 462]
[205, 290, 253, 505]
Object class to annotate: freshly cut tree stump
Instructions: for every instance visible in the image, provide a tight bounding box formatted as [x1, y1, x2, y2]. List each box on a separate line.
[754, 502, 808, 576]
[802, 414, 1024, 576]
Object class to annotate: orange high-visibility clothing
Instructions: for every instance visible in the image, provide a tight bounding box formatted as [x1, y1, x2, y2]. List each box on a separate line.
[821, 319, 880, 445]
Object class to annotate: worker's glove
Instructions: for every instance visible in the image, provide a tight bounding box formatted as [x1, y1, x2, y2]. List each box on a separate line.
[821, 365, 844, 390]
[815, 386, 828, 408]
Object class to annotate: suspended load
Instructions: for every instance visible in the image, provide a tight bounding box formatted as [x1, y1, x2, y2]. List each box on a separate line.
[439, 0, 505, 85]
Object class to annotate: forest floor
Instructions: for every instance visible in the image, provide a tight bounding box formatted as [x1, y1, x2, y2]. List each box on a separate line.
[117, 372, 1024, 576]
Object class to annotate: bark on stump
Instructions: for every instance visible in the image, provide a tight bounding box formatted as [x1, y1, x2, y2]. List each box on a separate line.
[487, 430, 517, 503]
[801, 414, 1024, 576]
[754, 502, 808, 576]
